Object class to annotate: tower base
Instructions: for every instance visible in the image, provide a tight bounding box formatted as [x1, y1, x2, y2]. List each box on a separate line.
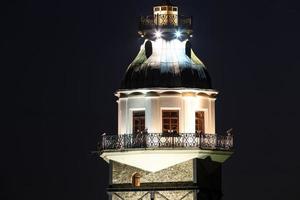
[108, 158, 222, 200]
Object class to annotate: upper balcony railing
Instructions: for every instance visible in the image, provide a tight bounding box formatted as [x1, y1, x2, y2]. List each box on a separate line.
[139, 15, 193, 31]
[98, 133, 233, 152]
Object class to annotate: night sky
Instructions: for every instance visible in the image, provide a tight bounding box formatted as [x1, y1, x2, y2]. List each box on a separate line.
[2, 0, 300, 199]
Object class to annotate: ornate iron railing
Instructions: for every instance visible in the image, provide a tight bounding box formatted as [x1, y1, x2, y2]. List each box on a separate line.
[139, 15, 192, 30]
[98, 133, 233, 152]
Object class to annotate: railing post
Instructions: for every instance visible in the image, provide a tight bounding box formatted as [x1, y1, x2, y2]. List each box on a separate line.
[199, 132, 203, 149]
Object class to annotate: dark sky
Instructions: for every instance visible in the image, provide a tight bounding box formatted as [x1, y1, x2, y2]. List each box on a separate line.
[1, 0, 300, 199]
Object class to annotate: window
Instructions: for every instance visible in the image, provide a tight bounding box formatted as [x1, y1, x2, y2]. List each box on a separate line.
[195, 111, 205, 134]
[173, 7, 178, 11]
[185, 41, 192, 58]
[133, 111, 145, 134]
[154, 7, 160, 11]
[162, 110, 179, 133]
[161, 6, 167, 11]
[132, 173, 141, 187]
[145, 41, 152, 58]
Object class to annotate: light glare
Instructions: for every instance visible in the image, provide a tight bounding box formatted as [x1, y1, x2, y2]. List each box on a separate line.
[155, 30, 162, 38]
[175, 30, 182, 38]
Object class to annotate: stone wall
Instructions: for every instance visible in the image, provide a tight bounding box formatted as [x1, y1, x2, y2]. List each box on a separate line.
[112, 191, 194, 200]
[112, 159, 194, 184]
[111, 160, 195, 200]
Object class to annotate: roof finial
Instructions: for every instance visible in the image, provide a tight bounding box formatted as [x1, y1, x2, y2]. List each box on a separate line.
[163, 0, 173, 6]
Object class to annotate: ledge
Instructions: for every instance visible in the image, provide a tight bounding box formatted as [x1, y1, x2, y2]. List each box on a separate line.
[108, 182, 198, 192]
[100, 149, 233, 172]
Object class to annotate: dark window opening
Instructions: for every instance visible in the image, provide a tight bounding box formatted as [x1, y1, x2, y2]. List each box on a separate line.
[145, 41, 153, 58]
[185, 41, 192, 58]
[161, 6, 167, 11]
[173, 7, 178, 11]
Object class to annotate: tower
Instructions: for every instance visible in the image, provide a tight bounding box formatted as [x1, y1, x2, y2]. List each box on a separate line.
[98, 1, 233, 199]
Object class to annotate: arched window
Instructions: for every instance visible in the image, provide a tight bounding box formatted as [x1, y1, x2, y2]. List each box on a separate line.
[132, 173, 141, 187]
[185, 41, 192, 58]
[145, 41, 153, 58]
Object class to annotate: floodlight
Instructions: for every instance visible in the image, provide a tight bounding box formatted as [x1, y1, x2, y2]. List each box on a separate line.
[175, 30, 182, 38]
[155, 30, 162, 38]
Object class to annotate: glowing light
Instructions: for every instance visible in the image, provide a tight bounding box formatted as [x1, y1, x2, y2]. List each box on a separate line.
[175, 30, 182, 38]
[155, 30, 162, 38]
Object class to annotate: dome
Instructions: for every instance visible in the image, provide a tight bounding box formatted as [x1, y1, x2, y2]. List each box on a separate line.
[120, 39, 212, 90]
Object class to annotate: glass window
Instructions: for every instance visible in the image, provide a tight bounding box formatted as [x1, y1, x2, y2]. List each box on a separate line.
[173, 7, 178, 11]
[161, 6, 167, 11]
[155, 7, 160, 11]
[162, 110, 179, 133]
[195, 111, 205, 134]
[132, 173, 141, 187]
[133, 111, 145, 134]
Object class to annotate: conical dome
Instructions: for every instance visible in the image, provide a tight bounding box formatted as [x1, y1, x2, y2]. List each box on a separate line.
[120, 39, 212, 90]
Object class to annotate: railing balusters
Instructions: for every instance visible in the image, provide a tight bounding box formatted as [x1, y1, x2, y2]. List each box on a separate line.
[99, 133, 233, 151]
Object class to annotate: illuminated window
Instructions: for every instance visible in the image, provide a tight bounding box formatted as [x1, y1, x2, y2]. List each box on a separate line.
[132, 173, 141, 187]
[162, 110, 179, 133]
[133, 111, 145, 134]
[161, 6, 167, 11]
[195, 111, 205, 134]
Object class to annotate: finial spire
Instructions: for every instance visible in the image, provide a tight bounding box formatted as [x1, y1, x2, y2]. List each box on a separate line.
[162, 0, 174, 6]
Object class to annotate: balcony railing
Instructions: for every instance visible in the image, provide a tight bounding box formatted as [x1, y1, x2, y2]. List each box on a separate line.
[98, 133, 233, 152]
[139, 15, 193, 31]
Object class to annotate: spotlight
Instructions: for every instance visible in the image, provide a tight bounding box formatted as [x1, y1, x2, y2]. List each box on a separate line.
[155, 30, 162, 38]
[175, 30, 182, 38]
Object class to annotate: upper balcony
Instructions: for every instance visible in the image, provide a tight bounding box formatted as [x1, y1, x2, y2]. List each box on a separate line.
[138, 15, 193, 37]
[98, 132, 233, 152]
[98, 132, 233, 172]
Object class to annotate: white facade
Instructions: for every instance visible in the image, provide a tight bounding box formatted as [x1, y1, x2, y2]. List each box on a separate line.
[117, 88, 218, 135]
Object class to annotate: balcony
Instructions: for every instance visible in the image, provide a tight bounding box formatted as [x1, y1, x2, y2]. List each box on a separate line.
[98, 133, 233, 152]
[139, 15, 193, 31]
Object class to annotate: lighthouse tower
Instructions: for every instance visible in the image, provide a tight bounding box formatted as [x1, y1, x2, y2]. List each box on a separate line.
[98, 1, 234, 200]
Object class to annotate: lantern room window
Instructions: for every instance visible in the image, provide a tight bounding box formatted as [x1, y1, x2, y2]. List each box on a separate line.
[195, 111, 205, 134]
[162, 110, 179, 134]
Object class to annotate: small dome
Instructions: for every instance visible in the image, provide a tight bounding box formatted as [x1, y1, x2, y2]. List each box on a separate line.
[159, 0, 175, 6]
[120, 39, 212, 90]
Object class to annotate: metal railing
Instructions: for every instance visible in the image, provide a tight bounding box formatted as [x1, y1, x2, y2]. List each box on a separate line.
[98, 133, 233, 152]
[139, 15, 193, 30]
